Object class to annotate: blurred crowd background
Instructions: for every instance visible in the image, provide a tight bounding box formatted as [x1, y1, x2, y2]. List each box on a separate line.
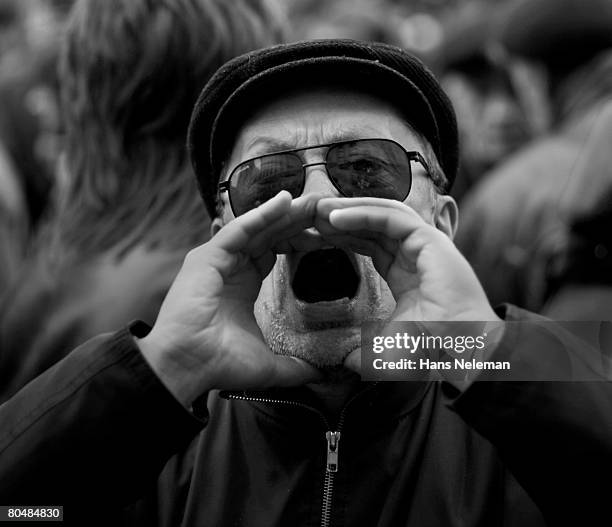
[0, 0, 611, 398]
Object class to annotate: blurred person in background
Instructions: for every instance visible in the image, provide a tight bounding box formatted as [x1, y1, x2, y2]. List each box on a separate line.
[0, 0, 286, 401]
[296, 0, 403, 45]
[0, 0, 68, 242]
[0, 142, 27, 296]
[434, 0, 546, 203]
[544, 190, 612, 357]
[456, 0, 612, 311]
[543, 104, 612, 322]
[0, 0, 33, 297]
[0, 0, 55, 297]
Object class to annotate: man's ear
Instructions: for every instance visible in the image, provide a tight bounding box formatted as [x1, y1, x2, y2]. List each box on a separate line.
[434, 194, 459, 240]
[211, 217, 224, 238]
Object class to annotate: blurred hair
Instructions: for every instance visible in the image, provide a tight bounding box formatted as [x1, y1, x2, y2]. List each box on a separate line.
[48, 0, 76, 15]
[48, 0, 286, 257]
[500, 0, 612, 85]
[0, 0, 19, 28]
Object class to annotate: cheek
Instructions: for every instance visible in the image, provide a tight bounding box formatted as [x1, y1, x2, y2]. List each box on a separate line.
[358, 256, 395, 313]
[253, 275, 275, 329]
[221, 197, 234, 223]
[404, 178, 436, 223]
[255, 257, 290, 308]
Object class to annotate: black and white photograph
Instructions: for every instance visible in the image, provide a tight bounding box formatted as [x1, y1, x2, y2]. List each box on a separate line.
[0, 0, 611, 525]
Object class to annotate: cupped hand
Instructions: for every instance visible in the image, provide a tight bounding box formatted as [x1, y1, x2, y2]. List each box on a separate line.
[138, 191, 323, 407]
[316, 197, 501, 372]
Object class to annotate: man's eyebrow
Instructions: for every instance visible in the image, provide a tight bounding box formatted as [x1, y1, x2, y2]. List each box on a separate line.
[244, 136, 296, 154]
[324, 128, 379, 143]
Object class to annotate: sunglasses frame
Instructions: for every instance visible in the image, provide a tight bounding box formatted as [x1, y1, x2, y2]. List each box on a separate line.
[218, 138, 430, 216]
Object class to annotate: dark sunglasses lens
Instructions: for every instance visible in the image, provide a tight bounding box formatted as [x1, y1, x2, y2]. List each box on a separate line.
[327, 140, 412, 200]
[229, 154, 303, 216]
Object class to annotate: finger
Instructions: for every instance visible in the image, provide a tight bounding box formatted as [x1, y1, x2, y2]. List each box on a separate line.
[316, 214, 399, 254]
[400, 225, 450, 261]
[322, 234, 379, 256]
[316, 198, 417, 239]
[252, 249, 277, 279]
[247, 195, 319, 258]
[272, 229, 326, 254]
[271, 356, 324, 386]
[317, 196, 418, 215]
[317, 232, 395, 276]
[245, 194, 319, 256]
[343, 349, 361, 374]
[317, 199, 420, 249]
[213, 191, 293, 252]
[328, 206, 425, 240]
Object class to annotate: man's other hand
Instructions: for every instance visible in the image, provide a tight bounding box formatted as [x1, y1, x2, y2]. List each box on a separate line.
[316, 197, 501, 372]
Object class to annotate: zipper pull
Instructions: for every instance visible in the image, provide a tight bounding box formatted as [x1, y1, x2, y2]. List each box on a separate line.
[325, 431, 341, 473]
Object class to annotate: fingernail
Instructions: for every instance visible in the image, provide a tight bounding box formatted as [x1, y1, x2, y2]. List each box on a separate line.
[329, 209, 342, 222]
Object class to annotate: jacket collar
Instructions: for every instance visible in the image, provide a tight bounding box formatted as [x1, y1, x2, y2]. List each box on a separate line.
[220, 381, 433, 427]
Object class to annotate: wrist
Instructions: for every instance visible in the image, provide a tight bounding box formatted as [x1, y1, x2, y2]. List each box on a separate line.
[136, 331, 214, 408]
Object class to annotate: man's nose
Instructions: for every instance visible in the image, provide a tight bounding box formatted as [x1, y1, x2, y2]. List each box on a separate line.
[301, 162, 341, 197]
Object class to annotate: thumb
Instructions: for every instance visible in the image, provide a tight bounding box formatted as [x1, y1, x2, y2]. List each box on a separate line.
[343, 349, 361, 375]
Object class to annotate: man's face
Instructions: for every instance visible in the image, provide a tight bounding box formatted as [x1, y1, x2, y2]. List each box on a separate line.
[217, 89, 446, 370]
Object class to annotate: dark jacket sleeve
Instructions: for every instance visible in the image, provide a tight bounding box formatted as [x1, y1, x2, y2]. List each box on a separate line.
[445, 305, 612, 524]
[0, 324, 205, 514]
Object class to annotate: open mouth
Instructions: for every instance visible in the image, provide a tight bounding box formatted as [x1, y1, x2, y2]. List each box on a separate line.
[292, 248, 360, 303]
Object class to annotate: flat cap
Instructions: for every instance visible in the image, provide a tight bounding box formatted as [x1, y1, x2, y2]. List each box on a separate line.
[187, 39, 458, 216]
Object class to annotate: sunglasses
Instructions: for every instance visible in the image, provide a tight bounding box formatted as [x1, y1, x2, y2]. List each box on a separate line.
[218, 138, 429, 217]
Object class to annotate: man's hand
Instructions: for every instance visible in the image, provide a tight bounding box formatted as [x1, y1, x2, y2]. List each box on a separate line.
[138, 191, 322, 407]
[316, 197, 502, 372]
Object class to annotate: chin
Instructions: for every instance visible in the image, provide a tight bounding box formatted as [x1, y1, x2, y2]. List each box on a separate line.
[255, 247, 394, 368]
[261, 317, 361, 368]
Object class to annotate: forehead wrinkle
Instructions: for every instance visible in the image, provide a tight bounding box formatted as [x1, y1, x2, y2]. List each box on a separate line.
[315, 122, 385, 144]
[244, 135, 298, 156]
[237, 115, 301, 154]
[244, 122, 392, 157]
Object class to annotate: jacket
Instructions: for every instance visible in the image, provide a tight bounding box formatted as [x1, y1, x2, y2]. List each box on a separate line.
[1, 305, 611, 526]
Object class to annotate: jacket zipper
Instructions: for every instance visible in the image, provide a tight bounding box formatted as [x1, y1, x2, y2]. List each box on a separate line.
[321, 426, 342, 527]
[226, 387, 375, 527]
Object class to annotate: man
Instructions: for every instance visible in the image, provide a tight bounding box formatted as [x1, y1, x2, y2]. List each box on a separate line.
[0, 0, 286, 400]
[1, 40, 611, 526]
